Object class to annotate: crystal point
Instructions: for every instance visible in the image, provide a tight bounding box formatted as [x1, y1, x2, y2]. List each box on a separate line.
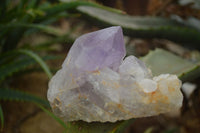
[62, 26, 125, 72]
[47, 26, 183, 122]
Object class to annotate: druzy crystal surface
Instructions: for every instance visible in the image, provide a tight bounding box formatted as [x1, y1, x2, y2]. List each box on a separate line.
[47, 26, 183, 122]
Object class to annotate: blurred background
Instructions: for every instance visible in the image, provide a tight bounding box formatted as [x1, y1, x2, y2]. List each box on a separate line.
[0, 0, 200, 133]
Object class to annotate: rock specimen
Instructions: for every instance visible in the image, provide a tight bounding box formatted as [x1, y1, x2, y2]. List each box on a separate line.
[47, 26, 183, 122]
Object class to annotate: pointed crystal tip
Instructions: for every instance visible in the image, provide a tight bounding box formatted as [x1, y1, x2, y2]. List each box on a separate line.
[63, 26, 126, 71]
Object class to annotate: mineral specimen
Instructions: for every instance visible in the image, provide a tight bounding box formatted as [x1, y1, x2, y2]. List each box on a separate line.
[47, 26, 183, 122]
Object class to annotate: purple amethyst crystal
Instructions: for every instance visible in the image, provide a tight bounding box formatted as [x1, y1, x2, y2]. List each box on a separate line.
[62, 26, 125, 71]
[47, 26, 183, 122]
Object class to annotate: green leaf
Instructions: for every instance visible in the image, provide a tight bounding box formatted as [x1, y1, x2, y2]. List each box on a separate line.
[16, 49, 53, 79]
[0, 54, 57, 82]
[35, 1, 123, 24]
[141, 48, 200, 81]
[0, 88, 69, 130]
[171, 15, 200, 32]
[0, 23, 63, 37]
[43, 1, 123, 16]
[0, 105, 3, 131]
[0, 88, 49, 107]
[76, 6, 200, 46]
[0, 56, 34, 82]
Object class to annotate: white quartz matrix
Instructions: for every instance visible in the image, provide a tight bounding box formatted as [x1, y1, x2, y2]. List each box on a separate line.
[47, 26, 183, 122]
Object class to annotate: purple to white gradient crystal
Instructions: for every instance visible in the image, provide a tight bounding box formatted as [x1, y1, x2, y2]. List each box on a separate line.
[47, 26, 183, 122]
[62, 26, 125, 71]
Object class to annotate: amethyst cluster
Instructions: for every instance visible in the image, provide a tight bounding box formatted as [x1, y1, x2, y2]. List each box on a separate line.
[47, 26, 183, 122]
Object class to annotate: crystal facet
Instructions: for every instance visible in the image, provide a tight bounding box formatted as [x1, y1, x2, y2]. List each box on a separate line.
[47, 26, 183, 122]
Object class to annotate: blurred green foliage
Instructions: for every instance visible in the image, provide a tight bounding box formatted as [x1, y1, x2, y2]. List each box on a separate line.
[0, 0, 69, 130]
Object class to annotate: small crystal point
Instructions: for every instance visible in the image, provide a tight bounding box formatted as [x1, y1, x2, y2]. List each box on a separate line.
[118, 55, 152, 79]
[47, 26, 183, 122]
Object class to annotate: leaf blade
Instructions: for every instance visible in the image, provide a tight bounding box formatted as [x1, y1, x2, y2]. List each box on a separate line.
[141, 48, 200, 81]
[0, 23, 63, 37]
[0, 88, 49, 107]
[76, 6, 200, 46]
[17, 49, 53, 79]
[0, 54, 57, 82]
[0, 88, 69, 130]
